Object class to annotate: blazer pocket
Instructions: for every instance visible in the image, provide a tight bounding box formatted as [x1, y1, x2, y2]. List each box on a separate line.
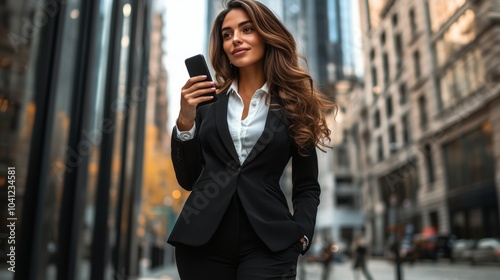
[264, 187, 294, 219]
[264, 186, 288, 206]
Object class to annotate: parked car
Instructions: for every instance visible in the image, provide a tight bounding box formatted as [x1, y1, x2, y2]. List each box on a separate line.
[470, 238, 500, 265]
[413, 234, 454, 262]
[452, 239, 476, 262]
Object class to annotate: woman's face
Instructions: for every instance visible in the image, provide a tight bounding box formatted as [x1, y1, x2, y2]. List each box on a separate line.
[221, 8, 265, 70]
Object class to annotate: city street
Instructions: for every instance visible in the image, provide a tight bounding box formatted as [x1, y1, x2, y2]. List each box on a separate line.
[301, 259, 500, 280]
[138, 258, 500, 280]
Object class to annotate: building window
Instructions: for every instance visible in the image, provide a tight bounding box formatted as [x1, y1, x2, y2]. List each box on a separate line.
[424, 144, 435, 184]
[371, 66, 379, 95]
[413, 50, 421, 79]
[386, 95, 393, 118]
[402, 114, 410, 146]
[377, 136, 384, 162]
[383, 52, 390, 84]
[338, 146, 349, 167]
[336, 195, 355, 208]
[363, 131, 370, 164]
[352, 123, 361, 168]
[389, 125, 397, 154]
[380, 31, 386, 45]
[430, 211, 439, 230]
[342, 129, 349, 144]
[418, 95, 428, 128]
[392, 13, 398, 26]
[374, 110, 381, 128]
[399, 82, 407, 104]
[394, 33, 403, 70]
[443, 122, 495, 191]
[409, 8, 417, 35]
[370, 48, 375, 61]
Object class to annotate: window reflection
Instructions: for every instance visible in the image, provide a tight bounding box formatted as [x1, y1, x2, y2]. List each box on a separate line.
[105, 2, 132, 275]
[0, 1, 40, 279]
[43, 0, 82, 278]
[1, 0, 158, 277]
[77, 0, 114, 278]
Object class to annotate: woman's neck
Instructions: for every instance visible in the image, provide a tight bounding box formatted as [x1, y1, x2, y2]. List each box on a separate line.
[238, 65, 265, 97]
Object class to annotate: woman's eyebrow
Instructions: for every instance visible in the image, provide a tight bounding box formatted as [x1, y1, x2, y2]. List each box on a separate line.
[221, 20, 253, 32]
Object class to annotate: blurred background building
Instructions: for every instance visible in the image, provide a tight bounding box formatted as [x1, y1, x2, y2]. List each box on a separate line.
[280, 0, 366, 253]
[350, 0, 500, 256]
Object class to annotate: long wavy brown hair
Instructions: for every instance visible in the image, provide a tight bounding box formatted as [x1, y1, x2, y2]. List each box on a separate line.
[209, 0, 335, 154]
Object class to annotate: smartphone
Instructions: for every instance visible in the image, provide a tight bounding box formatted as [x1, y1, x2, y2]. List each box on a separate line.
[185, 54, 218, 106]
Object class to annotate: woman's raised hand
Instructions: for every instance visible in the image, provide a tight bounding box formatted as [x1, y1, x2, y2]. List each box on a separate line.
[177, 75, 216, 130]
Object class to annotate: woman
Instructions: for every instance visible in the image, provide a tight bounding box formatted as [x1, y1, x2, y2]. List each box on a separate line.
[169, 0, 334, 279]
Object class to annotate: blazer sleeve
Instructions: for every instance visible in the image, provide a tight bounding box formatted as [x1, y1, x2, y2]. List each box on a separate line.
[170, 110, 204, 191]
[291, 144, 321, 247]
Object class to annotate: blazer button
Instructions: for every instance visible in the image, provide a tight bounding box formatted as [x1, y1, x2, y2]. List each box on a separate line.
[228, 161, 239, 172]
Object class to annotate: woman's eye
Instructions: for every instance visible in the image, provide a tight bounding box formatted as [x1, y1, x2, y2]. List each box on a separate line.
[243, 27, 253, 33]
[222, 33, 232, 39]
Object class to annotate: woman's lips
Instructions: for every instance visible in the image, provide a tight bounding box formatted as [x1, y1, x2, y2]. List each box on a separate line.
[232, 49, 248, 56]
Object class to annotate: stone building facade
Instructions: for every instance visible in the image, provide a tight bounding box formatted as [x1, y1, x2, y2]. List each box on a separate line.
[350, 0, 500, 255]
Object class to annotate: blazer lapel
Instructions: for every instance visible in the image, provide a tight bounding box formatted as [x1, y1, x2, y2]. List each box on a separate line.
[214, 92, 240, 163]
[242, 93, 285, 167]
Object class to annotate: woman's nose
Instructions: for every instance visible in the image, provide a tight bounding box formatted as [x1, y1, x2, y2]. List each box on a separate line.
[232, 32, 242, 44]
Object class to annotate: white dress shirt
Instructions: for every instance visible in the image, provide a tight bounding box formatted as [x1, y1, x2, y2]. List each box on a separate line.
[176, 81, 269, 164]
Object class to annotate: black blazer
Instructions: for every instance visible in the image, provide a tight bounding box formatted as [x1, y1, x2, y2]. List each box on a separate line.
[168, 91, 321, 253]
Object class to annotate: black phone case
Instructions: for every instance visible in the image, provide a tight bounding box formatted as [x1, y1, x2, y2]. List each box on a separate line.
[185, 54, 218, 106]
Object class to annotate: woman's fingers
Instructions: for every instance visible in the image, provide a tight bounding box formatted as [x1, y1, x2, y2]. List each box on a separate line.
[182, 75, 211, 90]
[181, 75, 216, 105]
[178, 76, 215, 119]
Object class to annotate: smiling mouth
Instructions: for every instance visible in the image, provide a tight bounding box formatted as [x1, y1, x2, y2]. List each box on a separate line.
[232, 49, 248, 56]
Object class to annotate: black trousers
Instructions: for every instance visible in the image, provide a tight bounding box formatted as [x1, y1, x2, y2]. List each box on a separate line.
[175, 194, 302, 280]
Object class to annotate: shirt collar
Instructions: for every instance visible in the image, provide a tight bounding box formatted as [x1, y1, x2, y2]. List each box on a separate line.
[227, 80, 269, 98]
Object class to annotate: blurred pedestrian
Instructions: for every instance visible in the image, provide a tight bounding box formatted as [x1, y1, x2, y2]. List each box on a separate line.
[168, 0, 335, 279]
[321, 241, 335, 280]
[352, 237, 374, 280]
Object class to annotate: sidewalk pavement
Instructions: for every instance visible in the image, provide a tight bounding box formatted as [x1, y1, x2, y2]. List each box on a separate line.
[135, 257, 500, 280]
[137, 264, 180, 280]
[301, 257, 500, 280]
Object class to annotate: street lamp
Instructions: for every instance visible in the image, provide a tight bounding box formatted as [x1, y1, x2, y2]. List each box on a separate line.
[389, 193, 403, 280]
